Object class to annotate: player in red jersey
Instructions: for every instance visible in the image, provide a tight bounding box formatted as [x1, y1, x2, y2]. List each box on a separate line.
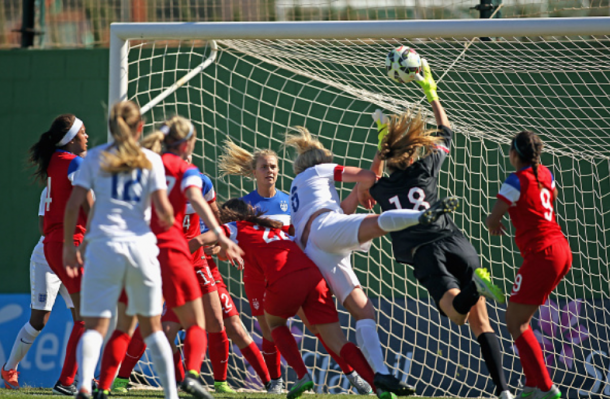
[219, 142, 372, 395]
[487, 131, 571, 399]
[27, 114, 92, 395]
[138, 115, 243, 399]
[190, 198, 382, 399]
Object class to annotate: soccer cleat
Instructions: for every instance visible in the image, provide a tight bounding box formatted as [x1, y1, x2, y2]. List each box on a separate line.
[180, 371, 213, 399]
[266, 377, 284, 394]
[1, 364, 20, 389]
[111, 377, 130, 393]
[214, 380, 236, 393]
[532, 385, 561, 399]
[517, 386, 537, 399]
[419, 196, 459, 225]
[474, 268, 506, 304]
[287, 374, 314, 399]
[499, 390, 516, 399]
[374, 373, 416, 397]
[377, 391, 398, 399]
[346, 371, 373, 395]
[52, 380, 77, 395]
[93, 390, 110, 399]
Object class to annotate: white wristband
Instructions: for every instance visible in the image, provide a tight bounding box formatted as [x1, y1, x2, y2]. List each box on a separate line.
[213, 226, 223, 238]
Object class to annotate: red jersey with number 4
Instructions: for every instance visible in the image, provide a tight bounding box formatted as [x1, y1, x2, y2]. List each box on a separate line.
[497, 164, 566, 256]
[221, 221, 315, 286]
[151, 152, 202, 249]
[43, 150, 87, 244]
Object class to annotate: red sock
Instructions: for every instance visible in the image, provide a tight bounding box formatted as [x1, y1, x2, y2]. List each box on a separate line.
[59, 320, 85, 386]
[208, 331, 229, 381]
[174, 350, 185, 383]
[340, 342, 376, 390]
[262, 338, 282, 380]
[240, 341, 270, 385]
[315, 334, 354, 374]
[98, 330, 131, 391]
[184, 325, 207, 373]
[515, 326, 552, 391]
[270, 326, 307, 380]
[118, 327, 147, 379]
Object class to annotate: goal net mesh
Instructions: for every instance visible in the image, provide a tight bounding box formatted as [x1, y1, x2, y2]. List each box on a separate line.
[124, 33, 610, 396]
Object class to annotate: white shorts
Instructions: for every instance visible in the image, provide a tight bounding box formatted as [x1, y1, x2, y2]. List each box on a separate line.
[30, 258, 74, 311]
[81, 237, 163, 318]
[303, 212, 372, 304]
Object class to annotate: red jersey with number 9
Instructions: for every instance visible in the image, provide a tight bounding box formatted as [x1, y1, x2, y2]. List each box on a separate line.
[221, 220, 315, 285]
[497, 164, 566, 256]
[151, 152, 202, 249]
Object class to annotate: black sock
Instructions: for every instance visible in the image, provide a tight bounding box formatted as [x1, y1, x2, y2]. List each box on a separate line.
[452, 281, 479, 315]
[478, 332, 509, 395]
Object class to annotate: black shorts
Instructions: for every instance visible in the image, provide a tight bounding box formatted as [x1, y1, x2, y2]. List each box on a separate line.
[411, 234, 480, 316]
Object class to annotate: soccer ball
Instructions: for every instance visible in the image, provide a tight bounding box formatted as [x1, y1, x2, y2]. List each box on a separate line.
[385, 46, 421, 84]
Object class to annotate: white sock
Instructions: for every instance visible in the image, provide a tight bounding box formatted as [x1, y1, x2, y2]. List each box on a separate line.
[145, 331, 179, 399]
[76, 330, 104, 393]
[355, 319, 390, 375]
[377, 209, 422, 232]
[5, 322, 41, 370]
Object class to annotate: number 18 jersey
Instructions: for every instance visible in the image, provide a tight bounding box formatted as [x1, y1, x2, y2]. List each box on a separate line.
[369, 125, 459, 264]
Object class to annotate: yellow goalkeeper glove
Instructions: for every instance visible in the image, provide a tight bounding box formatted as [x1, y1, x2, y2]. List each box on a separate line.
[414, 58, 439, 103]
[372, 109, 390, 151]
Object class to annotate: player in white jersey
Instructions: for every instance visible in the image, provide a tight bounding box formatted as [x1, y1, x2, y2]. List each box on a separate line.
[62, 101, 177, 399]
[219, 141, 373, 395]
[285, 127, 458, 397]
[1, 188, 75, 389]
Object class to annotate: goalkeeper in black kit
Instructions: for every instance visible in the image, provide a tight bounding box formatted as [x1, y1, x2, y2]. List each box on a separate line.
[367, 58, 514, 399]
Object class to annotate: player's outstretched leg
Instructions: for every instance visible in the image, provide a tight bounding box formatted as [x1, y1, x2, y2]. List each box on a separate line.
[419, 196, 460, 225]
[473, 268, 505, 303]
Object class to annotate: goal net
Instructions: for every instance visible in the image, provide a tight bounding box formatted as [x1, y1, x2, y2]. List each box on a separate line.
[112, 19, 610, 396]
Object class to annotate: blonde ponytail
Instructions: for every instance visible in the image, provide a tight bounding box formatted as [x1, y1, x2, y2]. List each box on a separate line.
[219, 141, 279, 178]
[102, 101, 152, 173]
[379, 111, 442, 172]
[141, 115, 195, 154]
[284, 126, 333, 175]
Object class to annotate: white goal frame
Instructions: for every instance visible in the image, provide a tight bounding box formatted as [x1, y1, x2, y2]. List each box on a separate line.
[108, 17, 610, 128]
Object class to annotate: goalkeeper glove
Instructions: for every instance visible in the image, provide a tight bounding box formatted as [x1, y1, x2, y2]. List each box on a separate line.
[414, 58, 439, 103]
[372, 109, 390, 151]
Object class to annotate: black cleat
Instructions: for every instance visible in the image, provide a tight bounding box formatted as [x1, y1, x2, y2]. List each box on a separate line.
[374, 373, 416, 397]
[180, 372, 214, 399]
[52, 381, 77, 396]
[419, 196, 459, 225]
[93, 389, 109, 399]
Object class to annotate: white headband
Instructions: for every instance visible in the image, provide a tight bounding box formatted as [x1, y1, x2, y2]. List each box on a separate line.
[56, 117, 83, 147]
[160, 124, 170, 135]
[161, 122, 194, 141]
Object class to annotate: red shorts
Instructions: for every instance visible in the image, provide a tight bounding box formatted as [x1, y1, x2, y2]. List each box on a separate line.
[244, 279, 266, 317]
[159, 246, 202, 308]
[161, 305, 181, 324]
[265, 268, 338, 325]
[195, 265, 218, 295]
[44, 240, 83, 294]
[510, 240, 572, 305]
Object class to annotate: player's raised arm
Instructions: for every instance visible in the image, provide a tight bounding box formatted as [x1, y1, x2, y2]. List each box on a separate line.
[415, 59, 450, 128]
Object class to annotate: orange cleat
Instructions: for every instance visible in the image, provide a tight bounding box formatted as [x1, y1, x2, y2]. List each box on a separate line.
[1, 364, 20, 389]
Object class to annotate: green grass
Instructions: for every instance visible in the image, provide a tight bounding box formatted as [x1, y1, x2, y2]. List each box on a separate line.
[0, 388, 443, 399]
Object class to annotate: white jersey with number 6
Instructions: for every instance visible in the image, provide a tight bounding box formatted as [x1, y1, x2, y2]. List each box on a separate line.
[289, 163, 344, 240]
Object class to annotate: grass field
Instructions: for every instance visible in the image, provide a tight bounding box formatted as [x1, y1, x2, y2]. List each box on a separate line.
[0, 388, 445, 399]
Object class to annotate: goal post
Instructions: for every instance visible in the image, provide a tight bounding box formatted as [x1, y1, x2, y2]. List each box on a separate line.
[108, 18, 610, 396]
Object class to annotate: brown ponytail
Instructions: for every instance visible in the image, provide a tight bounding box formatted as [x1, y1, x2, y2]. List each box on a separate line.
[29, 114, 77, 183]
[220, 198, 283, 230]
[511, 130, 544, 189]
[102, 101, 152, 173]
[378, 111, 443, 171]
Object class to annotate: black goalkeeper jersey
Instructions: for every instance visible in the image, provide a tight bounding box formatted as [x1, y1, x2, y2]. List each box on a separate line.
[369, 125, 461, 264]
